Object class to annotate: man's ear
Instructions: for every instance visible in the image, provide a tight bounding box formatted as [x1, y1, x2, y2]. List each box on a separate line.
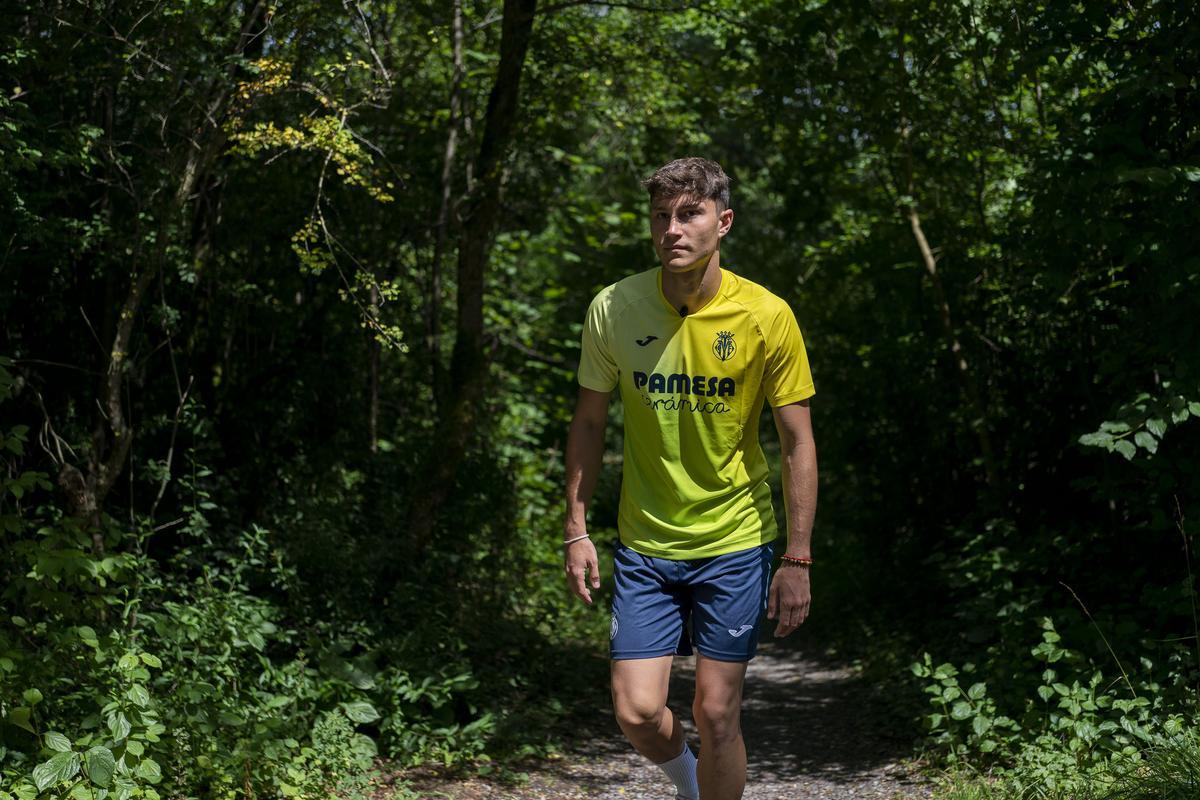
[718, 207, 734, 238]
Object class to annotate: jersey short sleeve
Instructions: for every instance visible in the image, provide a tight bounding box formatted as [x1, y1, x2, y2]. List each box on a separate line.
[762, 301, 815, 407]
[578, 291, 619, 392]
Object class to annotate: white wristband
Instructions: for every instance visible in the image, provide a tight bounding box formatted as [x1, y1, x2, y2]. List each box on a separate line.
[562, 533, 590, 546]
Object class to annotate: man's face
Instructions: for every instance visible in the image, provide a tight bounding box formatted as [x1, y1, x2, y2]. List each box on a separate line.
[649, 194, 734, 274]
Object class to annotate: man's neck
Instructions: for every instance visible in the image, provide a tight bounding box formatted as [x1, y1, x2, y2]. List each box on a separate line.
[661, 255, 722, 316]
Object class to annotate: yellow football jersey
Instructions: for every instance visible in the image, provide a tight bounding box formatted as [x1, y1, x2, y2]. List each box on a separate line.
[578, 267, 815, 559]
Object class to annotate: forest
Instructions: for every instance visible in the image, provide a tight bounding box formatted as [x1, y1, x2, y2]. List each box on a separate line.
[1, 0, 1198, 798]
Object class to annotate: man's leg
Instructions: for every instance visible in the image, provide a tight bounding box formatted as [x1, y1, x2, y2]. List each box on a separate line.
[685, 542, 775, 799]
[692, 655, 749, 800]
[610, 655, 683, 761]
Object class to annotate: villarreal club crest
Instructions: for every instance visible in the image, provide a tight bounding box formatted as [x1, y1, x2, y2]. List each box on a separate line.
[713, 330, 736, 362]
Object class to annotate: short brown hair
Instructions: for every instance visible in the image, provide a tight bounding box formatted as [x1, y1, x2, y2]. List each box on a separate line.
[641, 157, 731, 210]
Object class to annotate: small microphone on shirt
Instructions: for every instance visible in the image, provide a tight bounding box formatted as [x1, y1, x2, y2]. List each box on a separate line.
[679, 305, 688, 317]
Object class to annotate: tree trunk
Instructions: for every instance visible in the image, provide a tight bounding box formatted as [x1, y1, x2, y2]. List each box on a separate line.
[428, 0, 468, 412]
[406, 0, 538, 556]
[61, 1, 269, 540]
[906, 205, 998, 486]
[368, 281, 381, 454]
[893, 22, 996, 489]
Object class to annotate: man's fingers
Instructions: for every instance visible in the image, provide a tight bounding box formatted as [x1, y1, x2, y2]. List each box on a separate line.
[566, 564, 592, 604]
[588, 557, 600, 588]
[772, 595, 809, 637]
[767, 582, 779, 619]
[575, 573, 592, 604]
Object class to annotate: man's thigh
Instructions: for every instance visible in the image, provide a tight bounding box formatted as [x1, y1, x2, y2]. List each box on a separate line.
[611, 654, 674, 716]
[694, 654, 748, 710]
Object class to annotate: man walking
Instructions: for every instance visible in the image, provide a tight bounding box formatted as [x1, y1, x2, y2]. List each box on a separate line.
[563, 157, 819, 800]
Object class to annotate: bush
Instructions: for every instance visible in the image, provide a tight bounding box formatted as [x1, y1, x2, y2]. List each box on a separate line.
[914, 615, 1199, 796]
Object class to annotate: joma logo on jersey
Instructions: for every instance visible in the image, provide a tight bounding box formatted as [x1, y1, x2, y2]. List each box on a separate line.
[633, 371, 736, 397]
[713, 330, 736, 362]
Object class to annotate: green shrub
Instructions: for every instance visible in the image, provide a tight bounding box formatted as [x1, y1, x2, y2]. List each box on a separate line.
[915, 616, 1198, 796]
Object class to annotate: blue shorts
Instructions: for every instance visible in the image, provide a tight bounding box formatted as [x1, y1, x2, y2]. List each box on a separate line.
[610, 540, 777, 663]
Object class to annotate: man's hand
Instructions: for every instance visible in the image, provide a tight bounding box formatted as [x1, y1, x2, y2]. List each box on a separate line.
[767, 565, 811, 637]
[564, 536, 601, 604]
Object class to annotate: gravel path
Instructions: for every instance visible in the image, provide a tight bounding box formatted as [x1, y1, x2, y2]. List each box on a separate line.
[397, 640, 934, 800]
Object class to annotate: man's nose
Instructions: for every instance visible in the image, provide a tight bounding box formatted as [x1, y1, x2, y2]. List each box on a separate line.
[665, 216, 683, 235]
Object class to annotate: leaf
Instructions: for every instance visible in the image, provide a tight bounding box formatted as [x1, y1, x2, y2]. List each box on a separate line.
[22, 689, 43, 705]
[127, 685, 150, 708]
[972, 715, 991, 736]
[44, 731, 72, 752]
[84, 746, 116, 788]
[135, 757, 161, 783]
[139, 653, 162, 669]
[217, 711, 246, 727]
[113, 776, 136, 800]
[117, 653, 139, 671]
[1113, 439, 1136, 460]
[1038, 685, 1055, 702]
[7, 706, 35, 733]
[340, 701, 380, 724]
[1145, 417, 1167, 437]
[32, 751, 80, 791]
[931, 663, 958, 680]
[950, 701, 973, 720]
[1134, 431, 1158, 454]
[967, 682, 987, 700]
[107, 711, 131, 742]
[125, 740, 144, 756]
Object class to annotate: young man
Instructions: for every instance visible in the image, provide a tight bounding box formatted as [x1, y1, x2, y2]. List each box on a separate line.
[563, 157, 818, 800]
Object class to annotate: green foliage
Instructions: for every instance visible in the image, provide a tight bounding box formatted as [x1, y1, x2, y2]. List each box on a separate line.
[932, 728, 1200, 799]
[278, 709, 377, 800]
[912, 655, 1021, 760]
[1079, 385, 1200, 460]
[914, 614, 1199, 793]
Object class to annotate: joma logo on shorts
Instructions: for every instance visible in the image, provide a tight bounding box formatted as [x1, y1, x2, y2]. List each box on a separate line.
[632, 371, 736, 397]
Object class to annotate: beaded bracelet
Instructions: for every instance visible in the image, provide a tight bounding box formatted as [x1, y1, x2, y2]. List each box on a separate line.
[780, 554, 813, 566]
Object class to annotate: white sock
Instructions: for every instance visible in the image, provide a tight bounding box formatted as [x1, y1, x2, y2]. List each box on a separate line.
[658, 741, 699, 800]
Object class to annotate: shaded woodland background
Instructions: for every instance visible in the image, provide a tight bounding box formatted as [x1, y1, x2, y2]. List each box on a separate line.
[1, 0, 1198, 797]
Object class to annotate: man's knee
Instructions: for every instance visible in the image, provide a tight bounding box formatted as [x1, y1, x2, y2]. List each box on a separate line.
[612, 684, 668, 733]
[692, 691, 741, 745]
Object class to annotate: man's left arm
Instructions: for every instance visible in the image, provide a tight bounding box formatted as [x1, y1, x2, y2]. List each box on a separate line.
[767, 399, 818, 637]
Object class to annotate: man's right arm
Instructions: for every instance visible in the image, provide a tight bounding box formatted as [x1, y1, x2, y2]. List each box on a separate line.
[563, 386, 610, 604]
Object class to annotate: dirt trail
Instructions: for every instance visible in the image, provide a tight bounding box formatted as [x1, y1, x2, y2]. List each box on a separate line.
[401, 640, 935, 800]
